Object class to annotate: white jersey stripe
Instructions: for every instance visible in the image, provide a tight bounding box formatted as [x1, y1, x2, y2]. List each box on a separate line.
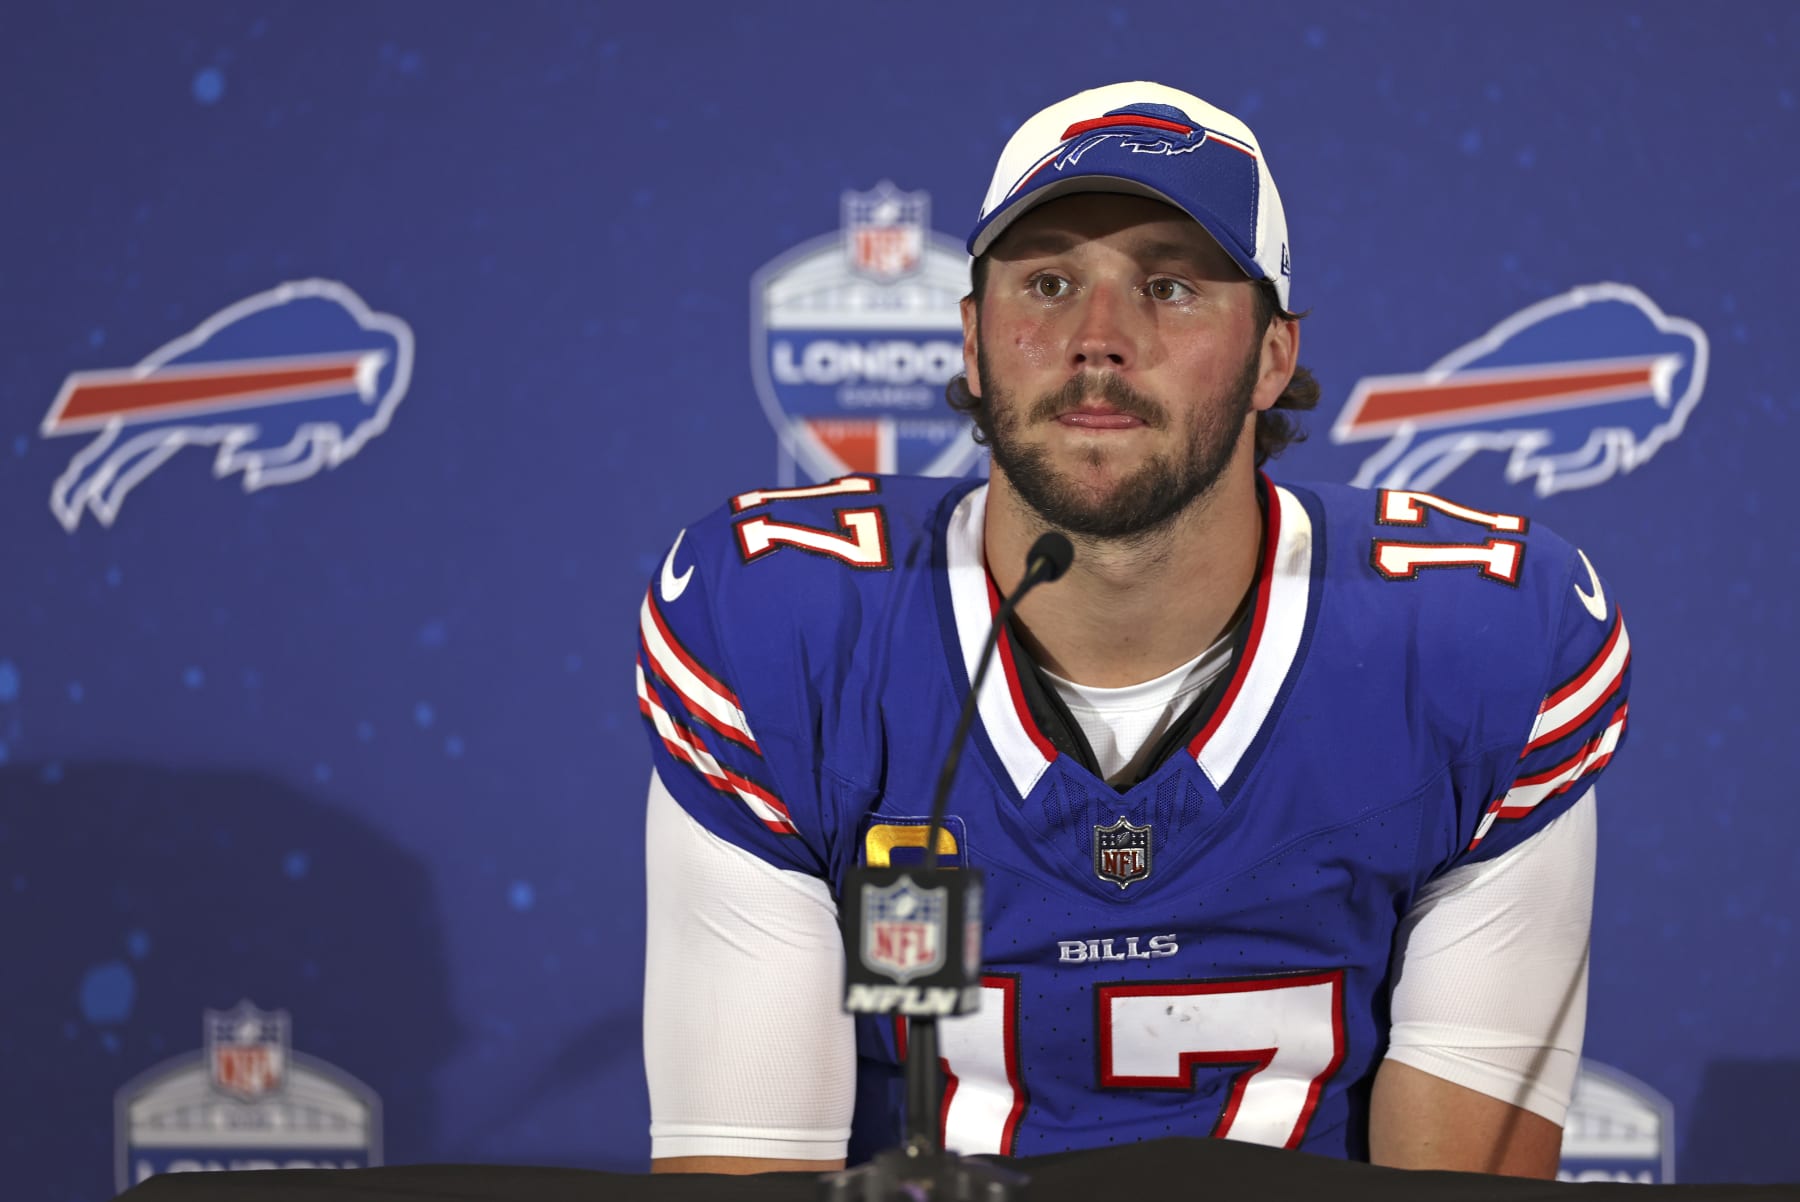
[1526, 613, 1629, 753]
[1500, 705, 1627, 820]
[1470, 705, 1626, 846]
[640, 590, 761, 753]
[946, 485, 1055, 799]
[637, 663, 794, 834]
[1196, 484, 1315, 788]
[1468, 798, 1504, 850]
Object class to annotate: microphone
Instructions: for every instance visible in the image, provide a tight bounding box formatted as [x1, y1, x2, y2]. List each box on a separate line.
[826, 532, 1073, 1200]
[1025, 530, 1077, 583]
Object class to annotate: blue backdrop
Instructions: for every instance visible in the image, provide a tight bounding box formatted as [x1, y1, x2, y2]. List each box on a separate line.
[3, 2, 1796, 1196]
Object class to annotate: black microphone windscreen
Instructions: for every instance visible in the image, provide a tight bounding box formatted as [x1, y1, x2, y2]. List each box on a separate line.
[1028, 532, 1075, 583]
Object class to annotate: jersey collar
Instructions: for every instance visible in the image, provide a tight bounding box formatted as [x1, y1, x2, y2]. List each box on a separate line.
[942, 475, 1318, 799]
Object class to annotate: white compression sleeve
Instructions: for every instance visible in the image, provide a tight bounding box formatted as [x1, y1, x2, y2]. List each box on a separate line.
[1384, 787, 1597, 1125]
[642, 770, 855, 1161]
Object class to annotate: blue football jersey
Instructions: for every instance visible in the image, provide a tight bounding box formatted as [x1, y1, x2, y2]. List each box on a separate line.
[635, 472, 1630, 1162]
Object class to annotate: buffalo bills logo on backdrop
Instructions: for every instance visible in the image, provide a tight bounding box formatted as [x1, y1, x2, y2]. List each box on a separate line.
[1333, 284, 1707, 497]
[40, 279, 414, 531]
[114, 1002, 381, 1191]
[751, 183, 981, 484]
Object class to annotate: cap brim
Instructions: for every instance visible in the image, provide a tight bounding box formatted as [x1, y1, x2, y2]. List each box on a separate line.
[968, 174, 1264, 290]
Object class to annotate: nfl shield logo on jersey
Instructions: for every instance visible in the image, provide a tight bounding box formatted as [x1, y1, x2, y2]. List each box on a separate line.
[207, 1001, 288, 1100]
[751, 183, 983, 484]
[1094, 817, 1152, 889]
[861, 875, 947, 983]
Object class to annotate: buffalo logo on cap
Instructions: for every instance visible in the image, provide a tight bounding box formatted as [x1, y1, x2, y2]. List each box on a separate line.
[1047, 104, 1209, 174]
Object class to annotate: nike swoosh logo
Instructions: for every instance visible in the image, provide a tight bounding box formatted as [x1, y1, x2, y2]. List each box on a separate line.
[1574, 548, 1606, 621]
[660, 529, 694, 603]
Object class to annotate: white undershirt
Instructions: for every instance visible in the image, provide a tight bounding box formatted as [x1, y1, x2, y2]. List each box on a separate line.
[1039, 635, 1233, 785]
[643, 771, 1595, 1161]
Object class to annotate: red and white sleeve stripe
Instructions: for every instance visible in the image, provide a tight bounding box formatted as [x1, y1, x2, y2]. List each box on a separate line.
[637, 660, 796, 836]
[1470, 702, 1628, 850]
[1523, 611, 1629, 755]
[639, 587, 761, 754]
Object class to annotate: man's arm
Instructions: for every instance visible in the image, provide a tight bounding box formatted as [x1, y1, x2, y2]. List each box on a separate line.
[643, 771, 854, 1174]
[1369, 1060, 1562, 1176]
[1371, 788, 1597, 1178]
[653, 1156, 845, 1175]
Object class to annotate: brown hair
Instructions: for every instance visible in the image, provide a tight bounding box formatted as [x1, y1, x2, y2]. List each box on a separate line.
[945, 257, 1320, 466]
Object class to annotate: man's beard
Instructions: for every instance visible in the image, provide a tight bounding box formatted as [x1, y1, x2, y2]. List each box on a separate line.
[977, 341, 1259, 542]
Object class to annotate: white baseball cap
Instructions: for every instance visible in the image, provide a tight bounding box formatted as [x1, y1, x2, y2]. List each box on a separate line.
[967, 82, 1294, 314]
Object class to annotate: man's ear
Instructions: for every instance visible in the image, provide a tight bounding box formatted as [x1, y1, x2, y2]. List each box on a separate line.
[1252, 315, 1299, 414]
[960, 295, 982, 397]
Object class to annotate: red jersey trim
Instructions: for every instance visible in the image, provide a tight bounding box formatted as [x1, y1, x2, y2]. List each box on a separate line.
[1187, 473, 1283, 759]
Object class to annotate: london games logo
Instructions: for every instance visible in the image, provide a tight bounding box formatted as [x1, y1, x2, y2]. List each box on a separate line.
[41, 279, 414, 531]
[751, 182, 982, 485]
[1557, 1058, 1677, 1183]
[114, 1001, 381, 1191]
[1332, 284, 1707, 497]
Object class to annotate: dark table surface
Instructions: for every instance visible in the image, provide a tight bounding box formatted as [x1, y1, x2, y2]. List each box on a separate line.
[117, 1138, 1800, 1201]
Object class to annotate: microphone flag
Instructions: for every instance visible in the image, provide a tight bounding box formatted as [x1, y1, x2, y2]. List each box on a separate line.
[840, 865, 984, 1018]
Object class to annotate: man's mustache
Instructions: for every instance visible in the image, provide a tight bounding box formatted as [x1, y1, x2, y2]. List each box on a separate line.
[1027, 371, 1168, 428]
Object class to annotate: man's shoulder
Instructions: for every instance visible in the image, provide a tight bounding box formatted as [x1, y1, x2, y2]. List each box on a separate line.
[657, 472, 979, 646]
[1278, 478, 1610, 740]
[1280, 477, 1587, 626]
[637, 474, 979, 871]
[1276, 478, 1629, 863]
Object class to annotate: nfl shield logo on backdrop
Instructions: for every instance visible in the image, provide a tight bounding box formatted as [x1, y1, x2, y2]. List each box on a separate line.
[206, 1001, 289, 1101]
[751, 182, 984, 484]
[844, 182, 926, 281]
[1094, 817, 1152, 889]
[861, 875, 947, 983]
[117, 1004, 383, 1190]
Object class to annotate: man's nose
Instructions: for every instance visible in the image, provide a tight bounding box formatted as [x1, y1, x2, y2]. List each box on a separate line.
[1068, 282, 1136, 372]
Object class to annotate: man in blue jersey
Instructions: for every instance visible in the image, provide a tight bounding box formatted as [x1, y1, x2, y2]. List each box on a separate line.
[638, 82, 1626, 1178]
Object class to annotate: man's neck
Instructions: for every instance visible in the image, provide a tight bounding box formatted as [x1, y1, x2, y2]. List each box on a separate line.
[983, 457, 1265, 689]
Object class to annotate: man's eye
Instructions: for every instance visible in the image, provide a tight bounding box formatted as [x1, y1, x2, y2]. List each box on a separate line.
[1148, 279, 1191, 301]
[1032, 275, 1070, 299]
